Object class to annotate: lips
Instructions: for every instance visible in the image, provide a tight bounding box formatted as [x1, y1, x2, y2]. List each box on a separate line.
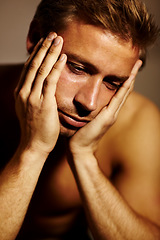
[58, 110, 89, 128]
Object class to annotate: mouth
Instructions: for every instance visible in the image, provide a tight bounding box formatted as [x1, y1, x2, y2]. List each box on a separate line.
[58, 109, 89, 129]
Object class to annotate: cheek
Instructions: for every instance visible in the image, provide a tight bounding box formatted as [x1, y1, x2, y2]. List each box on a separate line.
[55, 69, 78, 104]
[56, 68, 117, 111]
[99, 85, 116, 108]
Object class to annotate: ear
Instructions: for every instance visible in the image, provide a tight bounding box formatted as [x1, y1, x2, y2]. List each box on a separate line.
[26, 20, 41, 54]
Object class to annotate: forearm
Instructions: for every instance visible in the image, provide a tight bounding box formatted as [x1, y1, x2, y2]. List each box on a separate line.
[0, 146, 48, 240]
[71, 153, 160, 240]
[0, 32, 66, 240]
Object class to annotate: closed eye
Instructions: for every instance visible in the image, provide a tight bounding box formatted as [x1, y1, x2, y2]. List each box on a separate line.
[67, 61, 89, 75]
[103, 81, 122, 91]
[103, 75, 127, 91]
[67, 59, 127, 91]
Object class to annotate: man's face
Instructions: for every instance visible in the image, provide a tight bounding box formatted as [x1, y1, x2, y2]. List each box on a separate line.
[56, 20, 139, 137]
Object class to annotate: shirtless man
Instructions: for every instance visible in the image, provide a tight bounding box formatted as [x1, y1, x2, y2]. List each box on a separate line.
[0, 0, 160, 239]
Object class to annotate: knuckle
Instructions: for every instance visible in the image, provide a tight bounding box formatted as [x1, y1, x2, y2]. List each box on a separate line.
[124, 80, 132, 90]
[24, 61, 29, 70]
[28, 94, 37, 107]
[53, 64, 59, 71]
[29, 59, 39, 70]
[48, 46, 55, 55]
[44, 76, 54, 86]
[24, 57, 31, 69]
[43, 78, 49, 88]
[38, 65, 46, 76]
[121, 84, 129, 92]
[116, 95, 123, 104]
[107, 116, 116, 127]
[126, 84, 131, 91]
[111, 115, 116, 124]
[105, 111, 116, 126]
[41, 41, 49, 51]
[130, 83, 134, 92]
[53, 59, 64, 71]
[18, 89, 26, 102]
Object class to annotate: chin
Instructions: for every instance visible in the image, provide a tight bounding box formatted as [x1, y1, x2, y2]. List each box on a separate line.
[59, 124, 78, 138]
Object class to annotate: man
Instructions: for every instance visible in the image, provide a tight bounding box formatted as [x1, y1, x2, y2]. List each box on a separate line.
[0, 0, 160, 239]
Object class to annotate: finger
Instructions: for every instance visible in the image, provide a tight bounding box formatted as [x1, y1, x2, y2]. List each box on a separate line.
[108, 59, 142, 117]
[14, 37, 44, 98]
[22, 33, 57, 97]
[15, 33, 57, 99]
[42, 53, 67, 104]
[31, 36, 64, 98]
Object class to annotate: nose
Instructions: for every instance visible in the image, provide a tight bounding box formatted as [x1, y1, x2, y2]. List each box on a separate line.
[74, 76, 101, 112]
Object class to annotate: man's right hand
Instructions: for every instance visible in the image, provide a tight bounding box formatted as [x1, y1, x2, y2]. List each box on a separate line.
[14, 33, 67, 155]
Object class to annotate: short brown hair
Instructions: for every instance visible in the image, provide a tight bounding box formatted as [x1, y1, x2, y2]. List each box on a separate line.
[33, 0, 159, 58]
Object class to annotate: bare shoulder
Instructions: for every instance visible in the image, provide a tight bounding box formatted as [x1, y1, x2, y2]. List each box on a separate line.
[105, 91, 160, 157]
[98, 91, 159, 157]
[121, 92, 159, 169]
[127, 91, 160, 128]
[98, 92, 160, 226]
[96, 91, 160, 170]
[119, 91, 160, 158]
[119, 91, 159, 128]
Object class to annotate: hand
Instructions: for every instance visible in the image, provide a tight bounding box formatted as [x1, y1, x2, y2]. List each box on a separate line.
[14, 33, 67, 155]
[69, 60, 142, 156]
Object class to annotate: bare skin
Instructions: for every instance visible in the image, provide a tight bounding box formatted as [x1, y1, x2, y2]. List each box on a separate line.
[0, 21, 160, 240]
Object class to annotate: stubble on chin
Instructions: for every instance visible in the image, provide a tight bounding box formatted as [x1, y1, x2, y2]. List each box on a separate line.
[59, 124, 78, 138]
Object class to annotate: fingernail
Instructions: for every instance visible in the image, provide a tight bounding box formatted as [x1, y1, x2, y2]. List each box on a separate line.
[138, 60, 143, 69]
[53, 37, 61, 46]
[47, 32, 57, 41]
[59, 54, 66, 61]
[38, 38, 44, 44]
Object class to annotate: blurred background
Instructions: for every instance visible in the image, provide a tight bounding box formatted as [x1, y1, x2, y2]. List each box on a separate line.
[0, 0, 159, 107]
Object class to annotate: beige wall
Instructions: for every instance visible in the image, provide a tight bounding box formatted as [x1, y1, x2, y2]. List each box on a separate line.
[135, 0, 160, 108]
[0, 0, 159, 107]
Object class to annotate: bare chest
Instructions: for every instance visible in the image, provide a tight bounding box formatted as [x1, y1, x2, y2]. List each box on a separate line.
[29, 142, 112, 215]
[32, 155, 82, 214]
[19, 154, 88, 237]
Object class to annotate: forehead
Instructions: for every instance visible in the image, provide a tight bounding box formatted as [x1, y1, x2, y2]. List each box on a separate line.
[60, 20, 139, 76]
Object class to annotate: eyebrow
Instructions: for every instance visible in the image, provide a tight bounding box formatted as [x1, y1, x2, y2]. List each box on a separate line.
[66, 52, 129, 83]
[104, 75, 129, 83]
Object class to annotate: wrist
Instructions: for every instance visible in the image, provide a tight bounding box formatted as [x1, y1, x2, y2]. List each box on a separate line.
[69, 148, 98, 171]
[19, 137, 54, 158]
[69, 139, 94, 156]
[14, 142, 49, 168]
